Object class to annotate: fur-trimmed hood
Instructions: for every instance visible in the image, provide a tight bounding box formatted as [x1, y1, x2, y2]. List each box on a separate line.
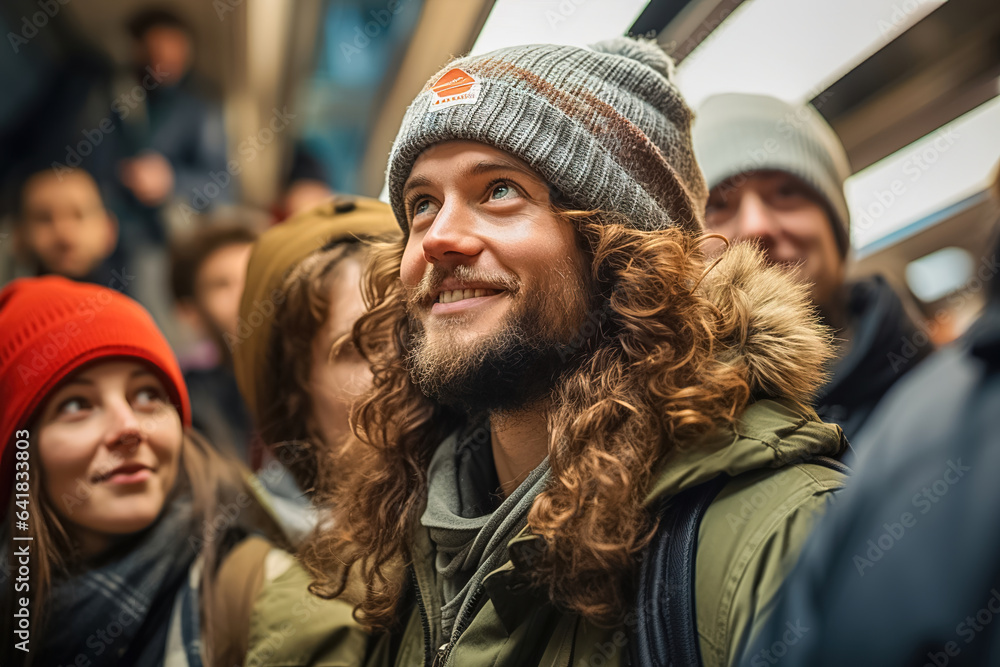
[702, 241, 834, 403]
[645, 242, 847, 503]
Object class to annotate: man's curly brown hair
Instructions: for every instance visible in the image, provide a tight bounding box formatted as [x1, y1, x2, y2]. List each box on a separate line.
[301, 208, 754, 630]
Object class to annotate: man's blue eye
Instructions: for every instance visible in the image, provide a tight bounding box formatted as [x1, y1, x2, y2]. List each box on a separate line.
[492, 184, 511, 199]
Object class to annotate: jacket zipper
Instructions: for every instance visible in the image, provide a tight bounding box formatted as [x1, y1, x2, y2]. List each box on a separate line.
[430, 586, 485, 667]
[412, 568, 435, 667]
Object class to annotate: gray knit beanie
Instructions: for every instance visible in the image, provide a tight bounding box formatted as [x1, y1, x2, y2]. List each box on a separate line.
[692, 93, 853, 256]
[386, 37, 707, 235]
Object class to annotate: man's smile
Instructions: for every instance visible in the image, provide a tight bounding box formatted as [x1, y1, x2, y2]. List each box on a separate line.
[430, 289, 507, 315]
[436, 287, 503, 303]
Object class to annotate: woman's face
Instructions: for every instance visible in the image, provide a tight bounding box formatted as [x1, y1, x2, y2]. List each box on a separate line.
[35, 360, 183, 556]
[308, 257, 372, 451]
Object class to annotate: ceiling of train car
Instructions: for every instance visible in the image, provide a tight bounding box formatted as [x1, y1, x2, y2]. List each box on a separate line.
[813, 0, 1000, 315]
[817, 0, 1000, 171]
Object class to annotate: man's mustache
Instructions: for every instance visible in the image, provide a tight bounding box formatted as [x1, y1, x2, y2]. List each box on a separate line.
[407, 265, 521, 308]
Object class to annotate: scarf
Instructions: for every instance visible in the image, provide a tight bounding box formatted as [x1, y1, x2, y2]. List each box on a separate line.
[421, 423, 551, 639]
[34, 495, 203, 667]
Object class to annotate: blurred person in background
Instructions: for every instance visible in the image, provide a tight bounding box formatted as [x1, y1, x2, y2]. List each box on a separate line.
[301, 39, 848, 667]
[693, 93, 932, 447]
[281, 179, 336, 221]
[739, 164, 1000, 667]
[118, 7, 229, 216]
[0, 277, 366, 667]
[109, 7, 231, 350]
[232, 196, 398, 540]
[278, 142, 337, 220]
[170, 224, 257, 462]
[13, 166, 121, 289]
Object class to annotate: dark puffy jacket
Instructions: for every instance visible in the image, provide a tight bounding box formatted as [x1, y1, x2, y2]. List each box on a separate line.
[815, 275, 932, 448]
[741, 293, 1000, 667]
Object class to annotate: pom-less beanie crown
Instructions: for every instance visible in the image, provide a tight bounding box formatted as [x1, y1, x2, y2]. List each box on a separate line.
[387, 37, 708, 235]
[692, 93, 853, 256]
[0, 277, 190, 504]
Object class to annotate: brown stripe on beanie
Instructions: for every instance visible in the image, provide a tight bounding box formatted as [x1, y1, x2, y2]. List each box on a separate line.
[476, 58, 702, 232]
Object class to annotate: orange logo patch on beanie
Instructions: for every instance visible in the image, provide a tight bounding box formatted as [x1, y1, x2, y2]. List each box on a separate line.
[430, 68, 480, 111]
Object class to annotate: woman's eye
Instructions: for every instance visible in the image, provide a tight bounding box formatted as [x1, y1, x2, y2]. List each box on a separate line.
[134, 387, 165, 409]
[58, 398, 87, 416]
[414, 199, 430, 215]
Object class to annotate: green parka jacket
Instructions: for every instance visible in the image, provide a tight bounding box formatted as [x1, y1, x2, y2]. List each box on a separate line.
[364, 244, 850, 667]
[209, 536, 367, 667]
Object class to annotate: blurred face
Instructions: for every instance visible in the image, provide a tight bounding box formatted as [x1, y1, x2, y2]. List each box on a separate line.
[400, 140, 588, 413]
[283, 180, 334, 217]
[141, 26, 192, 85]
[308, 257, 370, 449]
[35, 360, 182, 557]
[194, 242, 253, 341]
[704, 170, 845, 312]
[20, 171, 116, 278]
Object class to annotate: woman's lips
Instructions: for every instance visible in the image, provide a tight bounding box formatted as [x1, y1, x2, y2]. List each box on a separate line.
[94, 463, 153, 485]
[106, 468, 152, 485]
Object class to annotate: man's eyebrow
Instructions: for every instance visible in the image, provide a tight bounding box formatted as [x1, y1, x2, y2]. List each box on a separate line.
[403, 158, 543, 195]
[402, 175, 433, 196]
[469, 159, 540, 182]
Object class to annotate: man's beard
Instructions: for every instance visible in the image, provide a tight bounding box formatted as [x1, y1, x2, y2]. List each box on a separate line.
[405, 265, 589, 416]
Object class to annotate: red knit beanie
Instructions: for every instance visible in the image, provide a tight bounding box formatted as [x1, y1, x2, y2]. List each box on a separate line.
[0, 276, 191, 506]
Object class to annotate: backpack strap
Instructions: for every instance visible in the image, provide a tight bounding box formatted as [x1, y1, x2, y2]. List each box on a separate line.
[206, 535, 272, 666]
[629, 474, 728, 667]
[809, 455, 851, 476]
[628, 456, 851, 667]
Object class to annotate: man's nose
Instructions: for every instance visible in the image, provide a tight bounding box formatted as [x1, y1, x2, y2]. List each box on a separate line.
[731, 192, 780, 248]
[420, 200, 485, 266]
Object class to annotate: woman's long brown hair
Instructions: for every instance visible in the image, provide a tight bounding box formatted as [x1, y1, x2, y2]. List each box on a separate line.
[302, 209, 752, 630]
[258, 240, 367, 493]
